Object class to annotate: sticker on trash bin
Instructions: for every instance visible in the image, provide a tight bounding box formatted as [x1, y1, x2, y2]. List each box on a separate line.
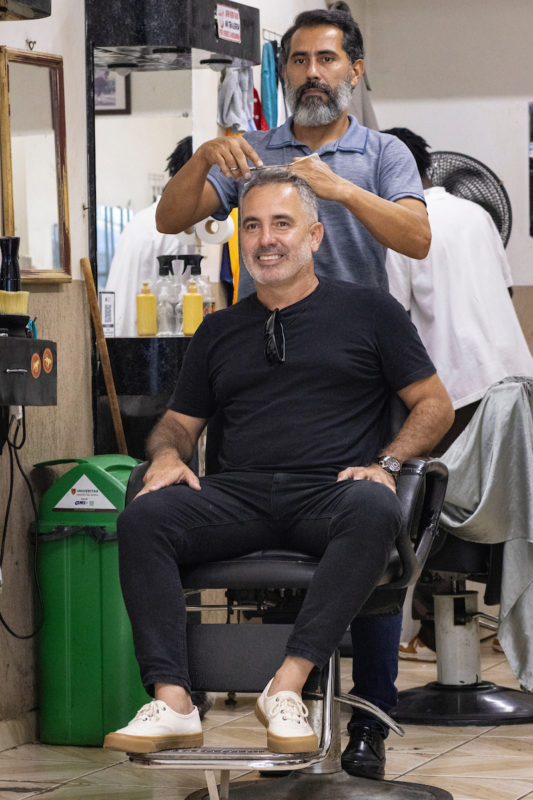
[54, 475, 118, 512]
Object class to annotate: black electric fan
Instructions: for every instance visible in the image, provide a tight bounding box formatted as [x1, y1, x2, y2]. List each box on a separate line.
[428, 151, 512, 247]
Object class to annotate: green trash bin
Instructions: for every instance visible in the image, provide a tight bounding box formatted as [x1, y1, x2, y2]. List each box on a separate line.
[34, 455, 151, 745]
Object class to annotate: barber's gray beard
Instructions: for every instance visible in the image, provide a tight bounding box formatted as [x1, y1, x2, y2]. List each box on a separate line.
[287, 79, 353, 127]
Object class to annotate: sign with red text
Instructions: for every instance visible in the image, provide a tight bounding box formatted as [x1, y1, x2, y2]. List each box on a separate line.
[217, 4, 241, 44]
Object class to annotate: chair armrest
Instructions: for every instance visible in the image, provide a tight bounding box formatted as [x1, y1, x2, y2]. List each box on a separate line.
[125, 460, 149, 504]
[389, 457, 449, 590]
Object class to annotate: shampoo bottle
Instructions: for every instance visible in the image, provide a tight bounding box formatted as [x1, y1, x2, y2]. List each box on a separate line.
[136, 281, 157, 336]
[182, 278, 203, 336]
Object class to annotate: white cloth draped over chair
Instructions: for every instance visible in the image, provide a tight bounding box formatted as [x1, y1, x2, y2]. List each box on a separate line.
[439, 377, 533, 691]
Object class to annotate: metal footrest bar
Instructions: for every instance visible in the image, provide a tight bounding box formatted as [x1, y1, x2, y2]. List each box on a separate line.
[336, 693, 404, 737]
[130, 745, 323, 772]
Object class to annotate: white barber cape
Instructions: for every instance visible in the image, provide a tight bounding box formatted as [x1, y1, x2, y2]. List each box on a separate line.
[386, 187, 533, 409]
[105, 201, 182, 338]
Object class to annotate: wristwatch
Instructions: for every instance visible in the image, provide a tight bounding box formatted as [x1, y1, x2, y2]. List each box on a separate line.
[377, 456, 401, 480]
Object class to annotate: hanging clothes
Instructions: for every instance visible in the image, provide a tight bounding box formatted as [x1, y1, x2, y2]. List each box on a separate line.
[349, 73, 379, 130]
[260, 41, 278, 129]
[253, 88, 269, 131]
[218, 67, 255, 133]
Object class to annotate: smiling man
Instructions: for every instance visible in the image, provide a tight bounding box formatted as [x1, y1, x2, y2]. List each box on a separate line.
[155, 8, 433, 781]
[105, 172, 452, 758]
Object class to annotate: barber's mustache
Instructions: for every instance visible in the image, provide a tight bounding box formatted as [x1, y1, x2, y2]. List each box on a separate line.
[296, 80, 332, 103]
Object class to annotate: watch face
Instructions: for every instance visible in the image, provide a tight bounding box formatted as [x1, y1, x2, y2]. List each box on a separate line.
[379, 456, 401, 475]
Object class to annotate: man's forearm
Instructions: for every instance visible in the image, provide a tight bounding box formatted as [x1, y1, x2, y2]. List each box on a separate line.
[380, 396, 454, 463]
[156, 155, 213, 234]
[336, 180, 431, 259]
[146, 414, 196, 464]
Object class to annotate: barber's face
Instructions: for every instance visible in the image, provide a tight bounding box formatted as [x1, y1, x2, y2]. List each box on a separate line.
[240, 184, 323, 288]
[284, 26, 363, 126]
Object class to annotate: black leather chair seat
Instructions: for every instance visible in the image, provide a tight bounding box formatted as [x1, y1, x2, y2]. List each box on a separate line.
[181, 548, 402, 592]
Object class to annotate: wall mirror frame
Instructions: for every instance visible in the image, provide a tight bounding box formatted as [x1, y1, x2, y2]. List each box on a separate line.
[0, 47, 71, 282]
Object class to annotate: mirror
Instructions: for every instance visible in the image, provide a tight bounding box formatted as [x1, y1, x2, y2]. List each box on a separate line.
[93, 58, 193, 294]
[0, 48, 71, 282]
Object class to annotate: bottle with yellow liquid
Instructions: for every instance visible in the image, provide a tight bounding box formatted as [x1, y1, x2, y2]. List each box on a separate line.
[182, 278, 203, 336]
[136, 281, 157, 336]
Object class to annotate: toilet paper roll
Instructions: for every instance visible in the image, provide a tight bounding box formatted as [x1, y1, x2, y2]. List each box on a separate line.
[195, 216, 235, 245]
[176, 226, 198, 246]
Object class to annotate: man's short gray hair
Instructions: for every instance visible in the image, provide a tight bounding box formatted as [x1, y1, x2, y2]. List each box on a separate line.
[240, 169, 318, 223]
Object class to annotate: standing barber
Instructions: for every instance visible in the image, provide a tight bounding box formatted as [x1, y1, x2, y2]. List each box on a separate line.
[156, 9, 431, 780]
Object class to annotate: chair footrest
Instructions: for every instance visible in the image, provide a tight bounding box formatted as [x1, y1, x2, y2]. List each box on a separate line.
[129, 746, 323, 771]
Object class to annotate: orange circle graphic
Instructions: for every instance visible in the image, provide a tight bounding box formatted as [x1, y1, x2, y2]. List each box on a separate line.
[43, 347, 53, 374]
[31, 353, 41, 379]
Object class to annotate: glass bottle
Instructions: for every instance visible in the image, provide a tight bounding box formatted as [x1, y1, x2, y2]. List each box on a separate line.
[0, 236, 21, 292]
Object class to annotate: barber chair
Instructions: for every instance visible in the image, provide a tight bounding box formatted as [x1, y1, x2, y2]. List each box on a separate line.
[392, 532, 533, 726]
[122, 451, 452, 800]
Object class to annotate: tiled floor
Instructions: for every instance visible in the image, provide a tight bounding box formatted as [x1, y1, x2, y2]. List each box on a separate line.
[1, 640, 533, 800]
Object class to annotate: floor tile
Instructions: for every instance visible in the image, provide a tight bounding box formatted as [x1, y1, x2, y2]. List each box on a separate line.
[406, 749, 533, 779]
[483, 723, 533, 739]
[396, 774, 533, 800]
[385, 750, 440, 777]
[0, 743, 126, 766]
[386, 725, 487, 754]
[14, 781, 200, 799]
[454, 734, 533, 757]
[0, 782, 57, 800]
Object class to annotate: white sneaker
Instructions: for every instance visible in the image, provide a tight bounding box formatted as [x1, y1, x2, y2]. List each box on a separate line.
[255, 679, 319, 753]
[399, 635, 437, 663]
[103, 700, 203, 753]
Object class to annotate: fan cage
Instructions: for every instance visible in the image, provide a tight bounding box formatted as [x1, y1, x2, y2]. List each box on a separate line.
[429, 151, 512, 247]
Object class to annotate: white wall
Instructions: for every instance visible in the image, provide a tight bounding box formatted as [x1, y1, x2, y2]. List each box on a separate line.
[0, 0, 88, 279]
[360, 0, 533, 286]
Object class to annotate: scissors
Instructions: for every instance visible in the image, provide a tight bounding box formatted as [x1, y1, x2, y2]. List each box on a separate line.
[230, 153, 320, 172]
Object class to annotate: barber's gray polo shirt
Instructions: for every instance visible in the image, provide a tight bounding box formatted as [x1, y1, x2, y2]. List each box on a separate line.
[207, 116, 425, 299]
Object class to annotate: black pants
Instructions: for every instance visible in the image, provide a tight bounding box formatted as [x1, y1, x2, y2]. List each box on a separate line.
[117, 471, 402, 695]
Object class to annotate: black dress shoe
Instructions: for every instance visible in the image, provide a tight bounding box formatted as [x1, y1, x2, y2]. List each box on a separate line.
[341, 724, 385, 780]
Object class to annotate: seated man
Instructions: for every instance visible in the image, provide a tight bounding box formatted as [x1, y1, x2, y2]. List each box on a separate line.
[104, 170, 453, 755]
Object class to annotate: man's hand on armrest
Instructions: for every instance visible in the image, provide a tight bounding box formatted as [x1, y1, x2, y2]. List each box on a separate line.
[135, 409, 207, 498]
[136, 450, 201, 497]
[336, 464, 397, 494]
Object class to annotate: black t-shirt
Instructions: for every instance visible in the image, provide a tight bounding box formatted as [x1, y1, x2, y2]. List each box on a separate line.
[169, 280, 435, 475]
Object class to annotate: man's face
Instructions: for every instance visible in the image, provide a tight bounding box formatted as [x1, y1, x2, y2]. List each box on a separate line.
[240, 183, 323, 289]
[284, 25, 363, 126]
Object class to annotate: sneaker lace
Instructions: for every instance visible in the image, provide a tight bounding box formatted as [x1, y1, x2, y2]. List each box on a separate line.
[130, 700, 166, 723]
[270, 695, 309, 725]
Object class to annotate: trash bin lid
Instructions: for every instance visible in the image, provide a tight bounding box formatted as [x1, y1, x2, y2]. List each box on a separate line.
[33, 455, 139, 534]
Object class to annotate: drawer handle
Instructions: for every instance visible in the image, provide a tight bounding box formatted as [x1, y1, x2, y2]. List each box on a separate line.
[5, 368, 28, 374]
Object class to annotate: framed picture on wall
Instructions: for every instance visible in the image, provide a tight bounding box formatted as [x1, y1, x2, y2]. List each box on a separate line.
[94, 69, 131, 115]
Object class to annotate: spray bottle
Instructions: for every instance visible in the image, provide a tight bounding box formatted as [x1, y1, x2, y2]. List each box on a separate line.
[173, 254, 211, 325]
[154, 255, 181, 336]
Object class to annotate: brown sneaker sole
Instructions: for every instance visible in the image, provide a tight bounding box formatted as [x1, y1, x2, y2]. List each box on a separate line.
[103, 730, 204, 753]
[255, 702, 319, 753]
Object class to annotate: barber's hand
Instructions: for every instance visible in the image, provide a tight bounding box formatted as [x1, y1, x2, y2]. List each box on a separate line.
[195, 136, 263, 179]
[336, 464, 397, 494]
[136, 452, 201, 498]
[289, 155, 347, 202]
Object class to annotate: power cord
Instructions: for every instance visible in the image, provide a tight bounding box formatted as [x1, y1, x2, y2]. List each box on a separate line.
[0, 408, 44, 639]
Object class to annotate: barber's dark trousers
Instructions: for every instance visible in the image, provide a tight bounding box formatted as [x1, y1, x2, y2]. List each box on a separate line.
[117, 471, 402, 696]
